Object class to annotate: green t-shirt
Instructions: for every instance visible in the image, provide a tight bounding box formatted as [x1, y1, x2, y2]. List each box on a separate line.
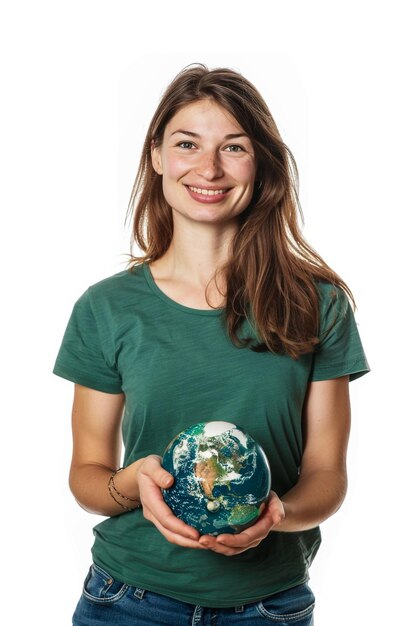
[53, 262, 369, 607]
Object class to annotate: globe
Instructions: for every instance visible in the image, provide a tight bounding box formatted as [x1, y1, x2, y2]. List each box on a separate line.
[161, 421, 271, 535]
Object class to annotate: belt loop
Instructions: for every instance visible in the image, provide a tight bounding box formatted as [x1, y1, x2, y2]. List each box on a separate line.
[134, 588, 145, 600]
[192, 605, 203, 625]
[235, 605, 244, 613]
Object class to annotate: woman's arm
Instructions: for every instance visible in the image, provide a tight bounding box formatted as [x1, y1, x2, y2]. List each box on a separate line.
[69, 384, 141, 516]
[200, 375, 351, 554]
[277, 375, 351, 531]
[69, 384, 203, 546]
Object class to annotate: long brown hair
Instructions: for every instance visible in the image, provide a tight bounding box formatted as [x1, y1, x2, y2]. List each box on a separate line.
[127, 64, 354, 358]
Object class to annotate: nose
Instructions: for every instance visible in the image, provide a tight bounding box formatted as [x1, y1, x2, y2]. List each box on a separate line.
[195, 150, 224, 180]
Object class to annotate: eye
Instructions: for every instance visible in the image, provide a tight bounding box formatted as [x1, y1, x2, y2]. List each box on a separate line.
[177, 141, 196, 149]
[224, 145, 244, 152]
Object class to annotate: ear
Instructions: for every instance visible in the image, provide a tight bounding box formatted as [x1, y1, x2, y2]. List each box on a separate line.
[151, 140, 163, 175]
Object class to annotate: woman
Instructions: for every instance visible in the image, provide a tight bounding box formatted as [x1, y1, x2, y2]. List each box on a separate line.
[54, 64, 369, 625]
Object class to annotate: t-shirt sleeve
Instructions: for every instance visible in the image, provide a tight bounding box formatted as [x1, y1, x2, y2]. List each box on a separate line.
[53, 289, 123, 394]
[309, 284, 370, 382]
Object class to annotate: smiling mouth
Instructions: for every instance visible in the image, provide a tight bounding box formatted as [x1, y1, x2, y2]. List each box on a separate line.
[187, 185, 229, 196]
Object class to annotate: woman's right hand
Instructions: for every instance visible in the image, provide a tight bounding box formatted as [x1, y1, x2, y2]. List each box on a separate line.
[137, 455, 206, 549]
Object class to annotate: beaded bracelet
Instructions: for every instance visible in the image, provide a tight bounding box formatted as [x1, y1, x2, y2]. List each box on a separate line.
[107, 468, 141, 512]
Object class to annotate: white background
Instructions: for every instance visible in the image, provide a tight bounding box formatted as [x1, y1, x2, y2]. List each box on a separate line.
[1, 1, 415, 624]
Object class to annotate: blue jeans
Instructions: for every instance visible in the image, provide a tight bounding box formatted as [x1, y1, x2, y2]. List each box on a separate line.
[73, 563, 315, 625]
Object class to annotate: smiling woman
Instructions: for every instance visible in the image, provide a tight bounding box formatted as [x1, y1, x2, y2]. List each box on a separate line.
[150, 99, 256, 227]
[53, 63, 369, 625]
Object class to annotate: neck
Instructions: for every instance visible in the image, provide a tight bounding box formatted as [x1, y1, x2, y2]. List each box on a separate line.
[148, 219, 238, 309]
[155, 220, 237, 288]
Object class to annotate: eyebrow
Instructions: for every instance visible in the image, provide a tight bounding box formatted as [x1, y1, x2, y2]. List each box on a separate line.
[170, 130, 250, 140]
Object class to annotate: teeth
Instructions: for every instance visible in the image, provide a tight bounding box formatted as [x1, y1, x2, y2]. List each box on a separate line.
[189, 186, 227, 196]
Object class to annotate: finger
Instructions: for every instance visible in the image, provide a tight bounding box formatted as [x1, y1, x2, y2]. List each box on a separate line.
[266, 491, 286, 526]
[141, 455, 174, 489]
[216, 514, 274, 547]
[143, 490, 200, 540]
[200, 522, 264, 550]
[199, 493, 286, 555]
[138, 456, 201, 542]
[141, 503, 200, 542]
[209, 531, 269, 555]
[200, 530, 261, 554]
[215, 530, 260, 549]
[199, 532, 264, 556]
[199, 535, 217, 550]
[151, 515, 206, 549]
[153, 504, 201, 540]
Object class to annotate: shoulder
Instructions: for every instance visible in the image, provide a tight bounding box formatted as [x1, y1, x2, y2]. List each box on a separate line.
[310, 281, 369, 381]
[84, 265, 145, 305]
[315, 280, 350, 314]
[69, 265, 147, 324]
[313, 280, 353, 342]
[315, 280, 343, 300]
[89, 265, 143, 294]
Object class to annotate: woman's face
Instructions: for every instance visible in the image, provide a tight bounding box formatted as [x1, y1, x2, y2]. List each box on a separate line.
[151, 99, 257, 228]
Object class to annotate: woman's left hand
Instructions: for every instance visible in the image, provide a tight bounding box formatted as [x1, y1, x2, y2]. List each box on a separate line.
[198, 491, 284, 556]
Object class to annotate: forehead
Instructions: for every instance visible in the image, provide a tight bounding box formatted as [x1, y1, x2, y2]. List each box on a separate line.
[164, 99, 245, 136]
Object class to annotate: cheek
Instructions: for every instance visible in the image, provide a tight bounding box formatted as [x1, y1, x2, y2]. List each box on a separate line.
[162, 153, 191, 179]
[161, 158, 189, 202]
[231, 159, 256, 185]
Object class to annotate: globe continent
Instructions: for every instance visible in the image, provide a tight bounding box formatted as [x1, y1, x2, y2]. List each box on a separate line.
[161, 421, 271, 535]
